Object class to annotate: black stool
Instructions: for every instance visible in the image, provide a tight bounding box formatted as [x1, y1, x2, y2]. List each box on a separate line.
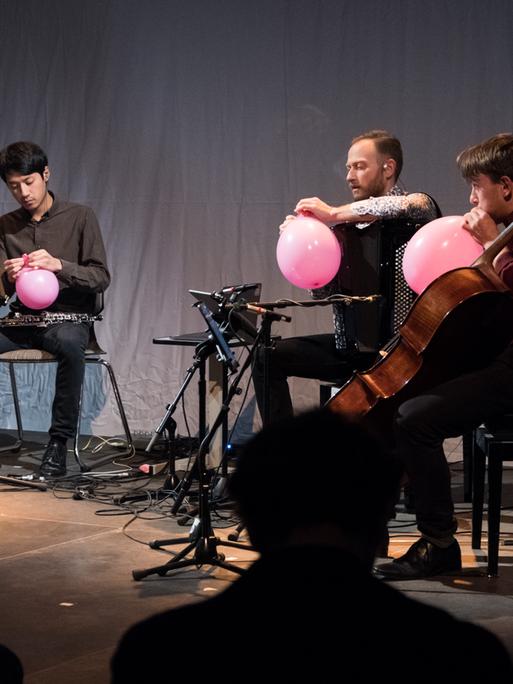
[471, 416, 513, 576]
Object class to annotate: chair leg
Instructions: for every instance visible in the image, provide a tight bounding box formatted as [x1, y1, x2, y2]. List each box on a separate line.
[462, 431, 473, 503]
[96, 358, 133, 454]
[0, 362, 23, 453]
[73, 372, 87, 471]
[73, 357, 133, 471]
[487, 453, 503, 577]
[471, 434, 486, 550]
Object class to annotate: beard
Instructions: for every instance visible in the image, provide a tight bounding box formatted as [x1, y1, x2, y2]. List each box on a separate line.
[349, 172, 388, 201]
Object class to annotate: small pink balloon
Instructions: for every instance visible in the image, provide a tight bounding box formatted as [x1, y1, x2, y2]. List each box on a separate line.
[16, 267, 59, 309]
[402, 215, 484, 294]
[276, 214, 342, 289]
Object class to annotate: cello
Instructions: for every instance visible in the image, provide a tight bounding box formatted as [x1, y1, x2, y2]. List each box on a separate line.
[327, 221, 513, 439]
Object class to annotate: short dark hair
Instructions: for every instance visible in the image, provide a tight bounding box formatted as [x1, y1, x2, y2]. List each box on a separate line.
[351, 129, 403, 180]
[229, 409, 401, 551]
[456, 133, 513, 183]
[0, 141, 48, 182]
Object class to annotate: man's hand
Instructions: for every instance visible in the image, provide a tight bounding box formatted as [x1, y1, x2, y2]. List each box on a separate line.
[3, 250, 62, 283]
[278, 214, 296, 235]
[25, 249, 63, 273]
[3, 257, 25, 283]
[463, 208, 499, 249]
[294, 197, 335, 224]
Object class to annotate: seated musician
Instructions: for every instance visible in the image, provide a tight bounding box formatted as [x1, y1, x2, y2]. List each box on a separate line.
[252, 130, 439, 423]
[0, 141, 110, 478]
[376, 133, 513, 580]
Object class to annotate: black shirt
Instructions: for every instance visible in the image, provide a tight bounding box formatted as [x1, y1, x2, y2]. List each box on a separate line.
[0, 194, 110, 313]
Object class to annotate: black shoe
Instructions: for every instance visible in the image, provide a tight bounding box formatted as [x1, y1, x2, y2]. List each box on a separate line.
[374, 538, 461, 580]
[40, 440, 68, 478]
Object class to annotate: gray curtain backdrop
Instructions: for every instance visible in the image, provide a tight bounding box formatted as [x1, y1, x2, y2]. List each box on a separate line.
[0, 0, 512, 440]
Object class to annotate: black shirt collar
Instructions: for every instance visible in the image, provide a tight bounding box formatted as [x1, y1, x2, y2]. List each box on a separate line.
[25, 191, 57, 224]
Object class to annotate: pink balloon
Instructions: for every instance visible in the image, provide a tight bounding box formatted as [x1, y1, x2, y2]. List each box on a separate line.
[16, 268, 59, 309]
[402, 215, 484, 294]
[276, 214, 342, 289]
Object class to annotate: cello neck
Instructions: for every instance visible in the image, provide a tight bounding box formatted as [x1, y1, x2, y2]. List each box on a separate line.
[472, 220, 513, 268]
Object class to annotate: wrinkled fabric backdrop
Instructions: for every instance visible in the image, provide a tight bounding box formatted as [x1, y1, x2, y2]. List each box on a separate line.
[0, 0, 512, 443]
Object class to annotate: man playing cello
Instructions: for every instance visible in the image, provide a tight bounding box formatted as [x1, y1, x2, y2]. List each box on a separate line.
[377, 133, 513, 580]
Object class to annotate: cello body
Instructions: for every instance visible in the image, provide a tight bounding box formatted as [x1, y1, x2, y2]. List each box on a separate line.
[327, 253, 513, 440]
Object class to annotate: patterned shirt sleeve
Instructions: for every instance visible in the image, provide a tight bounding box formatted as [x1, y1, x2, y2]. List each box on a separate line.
[309, 188, 437, 298]
[350, 189, 438, 229]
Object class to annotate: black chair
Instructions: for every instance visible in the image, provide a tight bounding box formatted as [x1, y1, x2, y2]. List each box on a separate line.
[471, 417, 513, 576]
[0, 295, 133, 471]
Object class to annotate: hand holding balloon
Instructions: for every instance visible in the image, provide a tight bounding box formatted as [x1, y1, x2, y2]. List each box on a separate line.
[25, 249, 63, 273]
[276, 213, 342, 289]
[3, 256, 26, 283]
[278, 215, 296, 235]
[15, 253, 60, 309]
[463, 207, 500, 249]
[294, 197, 335, 225]
[402, 216, 484, 294]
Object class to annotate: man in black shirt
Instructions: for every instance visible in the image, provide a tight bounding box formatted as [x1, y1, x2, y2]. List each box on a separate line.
[0, 141, 110, 477]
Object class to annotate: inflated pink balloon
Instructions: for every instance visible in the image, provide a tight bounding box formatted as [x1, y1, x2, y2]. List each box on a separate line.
[276, 214, 342, 289]
[402, 215, 484, 294]
[16, 267, 59, 309]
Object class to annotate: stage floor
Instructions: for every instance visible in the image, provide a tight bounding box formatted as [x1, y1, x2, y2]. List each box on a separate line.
[0, 434, 513, 683]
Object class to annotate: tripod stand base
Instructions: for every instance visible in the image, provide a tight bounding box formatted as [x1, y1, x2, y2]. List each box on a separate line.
[132, 324, 260, 583]
[132, 534, 254, 581]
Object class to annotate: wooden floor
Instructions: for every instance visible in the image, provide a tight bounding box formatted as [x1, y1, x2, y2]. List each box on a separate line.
[1, 434, 513, 683]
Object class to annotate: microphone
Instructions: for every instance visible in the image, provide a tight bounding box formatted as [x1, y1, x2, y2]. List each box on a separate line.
[237, 302, 292, 322]
[226, 309, 259, 340]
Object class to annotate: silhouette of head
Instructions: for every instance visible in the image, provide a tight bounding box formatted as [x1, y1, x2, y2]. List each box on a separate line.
[0, 644, 23, 684]
[230, 409, 401, 560]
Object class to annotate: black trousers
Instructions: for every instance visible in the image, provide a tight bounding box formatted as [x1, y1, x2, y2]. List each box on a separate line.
[395, 344, 513, 539]
[253, 333, 513, 541]
[252, 333, 376, 424]
[0, 322, 90, 442]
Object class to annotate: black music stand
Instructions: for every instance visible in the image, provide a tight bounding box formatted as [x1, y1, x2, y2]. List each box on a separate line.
[147, 334, 210, 488]
[132, 303, 284, 580]
[147, 284, 261, 466]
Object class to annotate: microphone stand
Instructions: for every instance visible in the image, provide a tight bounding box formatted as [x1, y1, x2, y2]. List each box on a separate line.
[143, 338, 213, 492]
[226, 309, 278, 542]
[132, 306, 288, 580]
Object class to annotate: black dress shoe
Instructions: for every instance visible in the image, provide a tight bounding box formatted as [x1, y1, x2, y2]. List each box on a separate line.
[40, 440, 68, 478]
[374, 537, 461, 580]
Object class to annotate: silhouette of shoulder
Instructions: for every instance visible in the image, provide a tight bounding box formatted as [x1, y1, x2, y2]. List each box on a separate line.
[112, 547, 513, 683]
